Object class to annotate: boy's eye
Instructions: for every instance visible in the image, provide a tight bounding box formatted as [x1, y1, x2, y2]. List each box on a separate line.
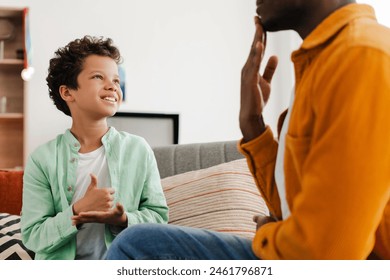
[114, 79, 120, 84]
[93, 75, 103, 79]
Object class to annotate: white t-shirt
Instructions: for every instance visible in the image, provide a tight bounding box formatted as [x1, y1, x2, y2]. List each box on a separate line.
[71, 145, 111, 260]
[274, 90, 295, 220]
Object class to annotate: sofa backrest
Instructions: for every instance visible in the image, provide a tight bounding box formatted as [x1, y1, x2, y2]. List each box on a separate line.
[152, 140, 244, 179]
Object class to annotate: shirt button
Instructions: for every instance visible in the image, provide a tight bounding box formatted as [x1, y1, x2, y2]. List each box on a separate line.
[67, 186, 73, 192]
[74, 143, 79, 147]
[70, 158, 76, 163]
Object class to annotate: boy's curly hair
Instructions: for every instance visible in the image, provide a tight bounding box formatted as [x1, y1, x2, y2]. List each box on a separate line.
[46, 35, 122, 116]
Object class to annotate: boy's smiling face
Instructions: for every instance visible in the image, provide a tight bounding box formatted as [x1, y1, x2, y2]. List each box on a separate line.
[64, 54, 122, 120]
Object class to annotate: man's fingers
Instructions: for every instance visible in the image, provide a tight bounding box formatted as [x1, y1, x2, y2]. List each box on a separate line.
[254, 15, 261, 25]
[262, 55, 278, 83]
[244, 16, 265, 68]
[253, 215, 277, 226]
[255, 17, 267, 59]
[252, 41, 263, 71]
[253, 215, 261, 223]
[243, 41, 264, 79]
[250, 16, 263, 49]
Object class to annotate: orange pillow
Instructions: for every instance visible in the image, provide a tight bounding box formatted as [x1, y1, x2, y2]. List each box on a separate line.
[0, 170, 24, 215]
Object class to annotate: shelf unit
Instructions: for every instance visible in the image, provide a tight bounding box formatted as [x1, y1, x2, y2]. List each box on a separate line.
[0, 7, 27, 169]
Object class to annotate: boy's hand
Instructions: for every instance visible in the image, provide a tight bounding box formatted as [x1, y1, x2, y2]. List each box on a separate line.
[72, 202, 128, 227]
[240, 16, 278, 142]
[72, 174, 115, 215]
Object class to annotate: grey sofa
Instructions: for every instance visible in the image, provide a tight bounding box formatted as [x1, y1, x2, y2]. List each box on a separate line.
[153, 140, 244, 178]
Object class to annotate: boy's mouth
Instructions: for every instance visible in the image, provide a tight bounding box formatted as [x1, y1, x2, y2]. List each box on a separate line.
[102, 96, 118, 103]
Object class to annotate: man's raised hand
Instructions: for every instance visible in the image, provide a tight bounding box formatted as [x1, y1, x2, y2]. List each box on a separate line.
[240, 16, 278, 142]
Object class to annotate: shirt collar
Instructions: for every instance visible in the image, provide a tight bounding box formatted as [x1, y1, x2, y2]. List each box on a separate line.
[64, 129, 80, 151]
[63, 126, 117, 151]
[300, 3, 376, 50]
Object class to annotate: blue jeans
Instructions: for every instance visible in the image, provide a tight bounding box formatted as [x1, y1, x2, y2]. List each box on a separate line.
[106, 223, 259, 260]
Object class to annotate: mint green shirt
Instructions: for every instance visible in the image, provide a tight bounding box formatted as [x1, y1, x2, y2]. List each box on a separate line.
[21, 127, 169, 260]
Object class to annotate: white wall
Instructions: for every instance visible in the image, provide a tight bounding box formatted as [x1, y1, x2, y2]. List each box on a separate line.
[358, 0, 390, 27]
[21, 0, 390, 159]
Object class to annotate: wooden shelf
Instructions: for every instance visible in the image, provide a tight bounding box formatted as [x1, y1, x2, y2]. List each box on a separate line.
[0, 113, 24, 120]
[0, 59, 24, 66]
[0, 8, 23, 18]
[0, 7, 27, 169]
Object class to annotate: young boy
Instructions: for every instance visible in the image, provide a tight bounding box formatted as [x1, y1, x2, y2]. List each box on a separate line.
[21, 36, 169, 260]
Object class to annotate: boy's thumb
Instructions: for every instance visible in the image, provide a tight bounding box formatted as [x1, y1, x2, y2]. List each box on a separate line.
[87, 174, 98, 190]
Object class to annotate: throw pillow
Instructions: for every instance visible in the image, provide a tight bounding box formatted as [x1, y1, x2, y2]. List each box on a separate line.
[0, 213, 35, 260]
[161, 159, 269, 239]
[0, 170, 24, 215]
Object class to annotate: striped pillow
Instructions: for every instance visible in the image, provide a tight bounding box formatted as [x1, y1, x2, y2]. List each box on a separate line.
[161, 159, 269, 239]
[0, 213, 35, 260]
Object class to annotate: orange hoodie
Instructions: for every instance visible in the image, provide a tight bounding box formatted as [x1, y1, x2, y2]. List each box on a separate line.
[239, 4, 390, 259]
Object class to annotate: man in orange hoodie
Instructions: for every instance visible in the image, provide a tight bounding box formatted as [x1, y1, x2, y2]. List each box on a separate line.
[106, 0, 390, 260]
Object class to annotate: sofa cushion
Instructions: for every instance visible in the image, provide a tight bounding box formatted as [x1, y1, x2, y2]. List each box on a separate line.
[161, 159, 268, 239]
[0, 170, 24, 215]
[0, 213, 35, 260]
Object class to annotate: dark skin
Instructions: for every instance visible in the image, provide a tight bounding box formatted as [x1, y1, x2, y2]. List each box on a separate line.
[241, 0, 356, 229]
[256, 0, 356, 39]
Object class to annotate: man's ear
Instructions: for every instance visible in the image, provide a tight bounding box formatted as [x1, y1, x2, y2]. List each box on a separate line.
[59, 85, 75, 102]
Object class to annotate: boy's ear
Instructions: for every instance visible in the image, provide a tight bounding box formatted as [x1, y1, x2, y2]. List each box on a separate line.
[59, 85, 74, 101]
